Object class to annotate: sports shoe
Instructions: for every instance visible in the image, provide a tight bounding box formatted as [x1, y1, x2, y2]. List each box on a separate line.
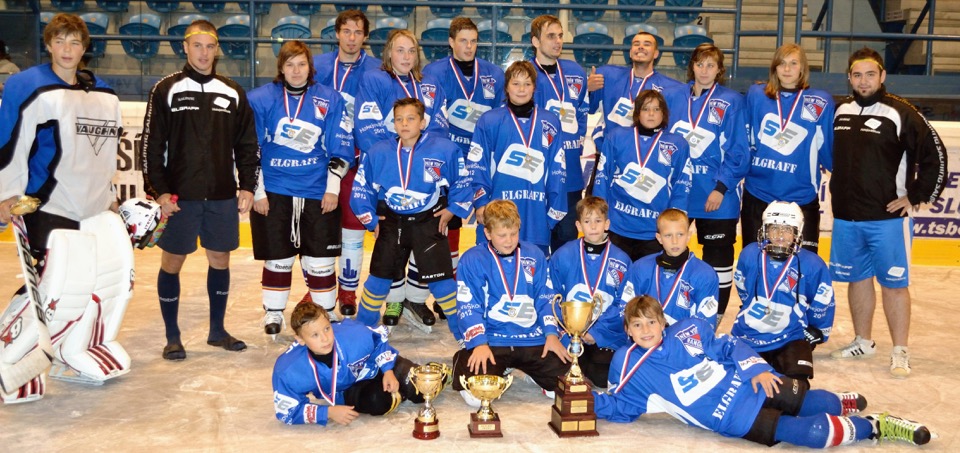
[837, 392, 868, 416]
[868, 412, 931, 445]
[262, 310, 285, 336]
[403, 301, 436, 326]
[338, 288, 357, 317]
[890, 346, 911, 378]
[830, 335, 876, 359]
[433, 302, 447, 320]
[383, 302, 404, 326]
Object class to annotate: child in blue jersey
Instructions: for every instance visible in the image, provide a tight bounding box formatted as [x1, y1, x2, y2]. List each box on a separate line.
[743, 44, 834, 253]
[593, 89, 692, 261]
[618, 208, 719, 331]
[452, 199, 572, 405]
[732, 201, 835, 384]
[594, 295, 931, 448]
[662, 43, 749, 324]
[272, 302, 431, 426]
[549, 196, 631, 387]
[469, 60, 567, 253]
[350, 98, 470, 337]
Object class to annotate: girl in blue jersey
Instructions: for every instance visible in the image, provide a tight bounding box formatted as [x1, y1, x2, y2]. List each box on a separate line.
[743, 44, 834, 253]
[594, 296, 931, 448]
[593, 89, 692, 261]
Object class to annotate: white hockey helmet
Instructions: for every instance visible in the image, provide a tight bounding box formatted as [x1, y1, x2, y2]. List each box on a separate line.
[759, 201, 803, 259]
[119, 198, 163, 249]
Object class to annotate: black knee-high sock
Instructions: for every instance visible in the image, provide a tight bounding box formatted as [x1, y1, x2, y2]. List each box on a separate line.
[702, 244, 735, 317]
[207, 267, 230, 339]
[158, 269, 181, 344]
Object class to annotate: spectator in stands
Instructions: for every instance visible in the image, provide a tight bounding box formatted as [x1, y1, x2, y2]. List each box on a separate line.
[0, 39, 21, 96]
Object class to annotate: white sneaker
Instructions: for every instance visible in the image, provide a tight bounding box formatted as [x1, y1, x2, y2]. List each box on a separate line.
[830, 335, 876, 359]
[890, 346, 911, 378]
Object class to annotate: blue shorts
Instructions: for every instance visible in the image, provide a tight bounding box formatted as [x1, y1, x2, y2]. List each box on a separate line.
[829, 218, 912, 288]
[158, 198, 240, 254]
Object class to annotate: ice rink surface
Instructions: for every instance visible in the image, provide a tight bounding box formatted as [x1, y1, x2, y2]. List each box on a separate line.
[2, 242, 958, 452]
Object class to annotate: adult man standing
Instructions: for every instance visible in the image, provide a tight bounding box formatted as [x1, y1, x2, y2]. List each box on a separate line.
[528, 15, 589, 254]
[140, 20, 260, 361]
[313, 9, 382, 318]
[829, 47, 947, 377]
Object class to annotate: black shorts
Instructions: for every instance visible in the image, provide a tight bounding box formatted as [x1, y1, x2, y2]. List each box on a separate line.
[691, 218, 738, 247]
[369, 206, 453, 282]
[609, 231, 662, 262]
[742, 376, 810, 446]
[249, 191, 342, 260]
[758, 339, 815, 379]
[158, 198, 239, 254]
[23, 210, 80, 262]
[451, 344, 571, 393]
[741, 190, 821, 251]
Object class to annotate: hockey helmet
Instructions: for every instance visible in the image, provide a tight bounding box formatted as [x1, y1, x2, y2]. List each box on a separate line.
[119, 198, 164, 249]
[759, 201, 803, 260]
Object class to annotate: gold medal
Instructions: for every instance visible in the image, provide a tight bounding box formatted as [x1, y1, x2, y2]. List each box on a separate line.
[559, 108, 567, 117]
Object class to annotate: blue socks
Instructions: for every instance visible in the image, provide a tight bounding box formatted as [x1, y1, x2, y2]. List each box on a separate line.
[158, 269, 181, 344]
[207, 267, 230, 340]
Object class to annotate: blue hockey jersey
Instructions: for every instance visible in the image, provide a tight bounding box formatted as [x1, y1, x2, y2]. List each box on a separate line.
[549, 239, 632, 350]
[272, 320, 398, 425]
[731, 243, 835, 352]
[354, 69, 449, 153]
[248, 81, 354, 199]
[744, 84, 834, 204]
[313, 50, 382, 138]
[457, 242, 560, 349]
[468, 106, 567, 247]
[594, 317, 774, 439]
[590, 67, 684, 140]
[423, 57, 505, 153]
[532, 58, 589, 191]
[618, 252, 719, 331]
[593, 127, 692, 240]
[662, 82, 750, 220]
[351, 132, 471, 230]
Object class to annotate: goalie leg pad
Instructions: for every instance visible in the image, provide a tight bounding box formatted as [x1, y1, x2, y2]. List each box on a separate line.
[0, 373, 46, 405]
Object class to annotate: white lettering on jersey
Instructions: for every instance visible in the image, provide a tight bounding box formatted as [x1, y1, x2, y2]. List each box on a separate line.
[448, 99, 491, 133]
[273, 118, 322, 153]
[489, 294, 538, 327]
[357, 101, 382, 121]
[758, 112, 809, 156]
[614, 161, 668, 203]
[671, 120, 717, 160]
[669, 358, 726, 406]
[545, 99, 579, 134]
[607, 97, 635, 128]
[496, 144, 546, 183]
[743, 296, 792, 334]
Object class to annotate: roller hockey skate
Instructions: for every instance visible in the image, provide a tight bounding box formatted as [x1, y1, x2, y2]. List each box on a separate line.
[867, 412, 932, 445]
[402, 300, 435, 334]
[262, 310, 285, 341]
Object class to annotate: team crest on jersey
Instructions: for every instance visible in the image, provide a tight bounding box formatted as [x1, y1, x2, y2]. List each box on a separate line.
[541, 120, 558, 148]
[422, 158, 443, 182]
[801, 95, 827, 122]
[313, 97, 329, 119]
[707, 99, 729, 125]
[76, 117, 120, 156]
[520, 256, 536, 283]
[565, 75, 583, 99]
[677, 281, 694, 309]
[675, 324, 703, 356]
[481, 76, 497, 99]
[347, 357, 366, 377]
[658, 141, 678, 165]
[606, 258, 627, 287]
[777, 267, 800, 293]
[421, 84, 437, 108]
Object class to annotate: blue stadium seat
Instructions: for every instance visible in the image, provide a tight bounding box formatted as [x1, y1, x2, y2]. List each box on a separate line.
[237, 1, 272, 15]
[120, 13, 162, 60]
[572, 22, 613, 67]
[334, 3, 366, 13]
[271, 15, 311, 56]
[168, 14, 209, 58]
[429, 4, 462, 19]
[421, 18, 451, 62]
[672, 24, 712, 68]
[320, 17, 337, 54]
[147, 1, 180, 13]
[96, 0, 130, 12]
[570, 0, 607, 22]
[523, 0, 559, 18]
[475, 0, 511, 21]
[666, 0, 703, 25]
[520, 23, 535, 62]
[368, 17, 407, 59]
[623, 23, 663, 65]
[381, 4, 414, 19]
[80, 13, 109, 58]
[477, 20, 514, 67]
[52, 0, 85, 12]
[618, 0, 654, 23]
[192, 0, 225, 13]
[287, 1, 320, 16]
[218, 14, 253, 60]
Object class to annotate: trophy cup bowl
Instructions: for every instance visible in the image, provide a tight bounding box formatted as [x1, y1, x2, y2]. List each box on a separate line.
[460, 374, 513, 437]
[551, 294, 604, 385]
[548, 294, 604, 438]
[410, 362, 450, 440]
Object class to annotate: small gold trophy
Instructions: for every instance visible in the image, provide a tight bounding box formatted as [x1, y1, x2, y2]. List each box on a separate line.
[9, 196, 41, 216]
[410, 362, 451, 440]
[548, 293, 604, 438]
[460, 374, 513, 438]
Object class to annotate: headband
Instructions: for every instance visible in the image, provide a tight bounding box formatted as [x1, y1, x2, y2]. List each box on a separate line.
[849, 58, 883, 72]
[184, 30, 219, 41]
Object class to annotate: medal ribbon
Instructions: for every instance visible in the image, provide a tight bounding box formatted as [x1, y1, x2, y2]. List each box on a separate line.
[614, 342, 662, 394]
[394, 73, 421, 100]
[333, 52, 363, 93]
[487, 244, 522, 300]
[686, 83, 718, 129]
[534, 58, 566, 105]
[776, 89, 804, 133]
[761, 251, 795, 300]
[627, 71, 649, 102]
[449, 57, 478, 103]
[654, 257, 691, 312]
[633, 129, 663, 169]
[395, 133, 423, 198]
[309, 345, 338, 406]
[284, 88, 306, 123]
[579, 239, 611, 297]
[509, 108, 538, 151]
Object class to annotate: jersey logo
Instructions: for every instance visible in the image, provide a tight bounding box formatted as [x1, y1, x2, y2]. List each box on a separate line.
[565, 75, 583, 99]
[422, 157, 443, 182]
[541, 120, 557, 148]
[674, 323, 703, 356]
[545, 100, 578, 134]
[312, 97, 329, 120]
[615, 162, 668, 203]
[801, 95, 827, 122]
[497, 144, 546, 184]
[658, 141, 678, 166]
[490, 294, 538, 327]
[76, 117, 120, 156]
[274, 118, 322, 154]
[420, 84, 437, 108]
[520, 256, 536, 282]
[448, 99, 490, 132]
[473, 187, 486, 201]
[758, 112, 809, 156]
[677, 280, 694, 309]
[777, 267, 799, 294]
[707, 99, 729, 125]
[608, 97, 635, 128]
[357, 101, 383, 121]
[481, 75, 496, 99]
[606, 258, 627, 287]
[671, 120, 716, 160]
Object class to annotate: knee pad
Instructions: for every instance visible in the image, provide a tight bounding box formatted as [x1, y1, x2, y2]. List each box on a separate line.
[264, 257, 296, 273]
[302, 256, 336, 309]
[339, 229, 365, 288]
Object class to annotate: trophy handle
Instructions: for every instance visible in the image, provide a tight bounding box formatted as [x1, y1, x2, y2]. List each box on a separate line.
[459, 375, 469, 391]
[584, 292, 606, 334]
[550, 293, 566, 334]
[500, 374, 514, 396]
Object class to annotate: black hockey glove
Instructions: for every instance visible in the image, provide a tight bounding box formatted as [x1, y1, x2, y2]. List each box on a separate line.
[804, 326, 825, 348]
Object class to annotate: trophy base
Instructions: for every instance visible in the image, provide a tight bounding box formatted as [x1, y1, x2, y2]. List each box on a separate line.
[467, 413, 503, 438]
[413, 418, 440, 440]
[548, 408, 599, 438]
[548, 375, 599, 438]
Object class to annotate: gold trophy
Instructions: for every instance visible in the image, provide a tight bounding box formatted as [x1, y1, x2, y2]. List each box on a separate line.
[409, 362, 451, 440]
[460, 374, 513, 438]
[9, 196, 41, 216]
[548, 293, 604, 438]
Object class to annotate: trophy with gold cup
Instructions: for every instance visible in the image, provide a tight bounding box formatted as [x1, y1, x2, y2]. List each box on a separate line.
[410, 362, 451, 440]
[548, 293, 604, 437]
[460, 374, 513, 438]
